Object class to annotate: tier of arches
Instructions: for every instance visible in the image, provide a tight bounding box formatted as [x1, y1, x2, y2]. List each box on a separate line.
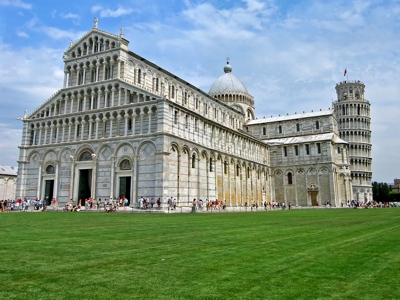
[27, 106, 157, 146]
[168, 142, 270, 205]
[69, 33, 119, 59]
[211, 92, 254, 108]
[335, 102, 370, 117]
[338, 117, 371, 130]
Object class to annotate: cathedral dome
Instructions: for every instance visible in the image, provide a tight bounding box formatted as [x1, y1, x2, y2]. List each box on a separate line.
[208, 61, 249, 96]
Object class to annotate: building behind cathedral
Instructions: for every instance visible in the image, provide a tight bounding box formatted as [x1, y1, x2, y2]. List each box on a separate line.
[1, 165, 17, 201]
[15, 19, 372, 207]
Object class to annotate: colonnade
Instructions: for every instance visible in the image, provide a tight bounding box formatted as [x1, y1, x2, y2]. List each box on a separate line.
[169, 144, 270, 206]
[28, 106, 157, 146]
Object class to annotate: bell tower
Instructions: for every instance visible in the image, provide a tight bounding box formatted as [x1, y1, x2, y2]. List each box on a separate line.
[333, 80, 372, 202]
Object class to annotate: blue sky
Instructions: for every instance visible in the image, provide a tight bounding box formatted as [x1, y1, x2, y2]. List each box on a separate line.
[0, 0, 399, 183]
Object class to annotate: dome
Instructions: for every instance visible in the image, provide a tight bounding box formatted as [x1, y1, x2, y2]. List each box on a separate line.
[208, 62, 249, 96]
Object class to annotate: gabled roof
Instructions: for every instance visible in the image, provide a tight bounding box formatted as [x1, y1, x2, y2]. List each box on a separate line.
[0, 165, 18, 176]
[262, 133, 347, 145]
[63, 26, 128, 60]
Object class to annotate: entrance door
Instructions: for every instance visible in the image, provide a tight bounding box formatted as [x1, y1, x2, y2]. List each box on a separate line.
[119, 176, 131, 205]
[78, 169, 92, 205]
[44, 180, 54, 206]
[310, 191, 318, 206]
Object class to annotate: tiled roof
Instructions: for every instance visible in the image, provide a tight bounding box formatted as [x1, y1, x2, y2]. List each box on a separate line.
[247, 110, 333, 125]
[0, 165, 18, 176]
[262, 133, 347, 145]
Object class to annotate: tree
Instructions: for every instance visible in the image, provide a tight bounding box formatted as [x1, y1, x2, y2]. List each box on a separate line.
[372, 181, 391, 202]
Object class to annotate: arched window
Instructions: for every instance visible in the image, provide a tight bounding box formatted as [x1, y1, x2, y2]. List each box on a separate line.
[288, 172, 293, 185]
[120, 159, 131, 170]
[191, 154, 196, 168]
[137, 69, 141, 84]
[46, 165, 55, 174]
[79, 151, 93, 161]
[209, 157, 213, 172]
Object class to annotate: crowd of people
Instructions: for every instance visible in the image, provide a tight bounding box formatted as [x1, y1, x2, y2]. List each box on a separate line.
[0, 198, 49, 212]
[1, 197, 399, 213]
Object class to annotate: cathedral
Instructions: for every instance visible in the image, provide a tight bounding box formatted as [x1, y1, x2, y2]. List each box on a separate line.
[15, 19, 372, 207]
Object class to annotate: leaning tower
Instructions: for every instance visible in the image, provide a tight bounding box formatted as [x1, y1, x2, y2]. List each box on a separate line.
[334, 80, 372, 202]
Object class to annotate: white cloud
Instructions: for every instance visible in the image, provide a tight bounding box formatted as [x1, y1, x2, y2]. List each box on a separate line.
[41, 26, 85, 40]
[16, 30, 29, 38]
[91, 5, 134, 18]
[60, 13, 81, 25]
[60, 12, 80, 21]
[0, 0, 32, 9]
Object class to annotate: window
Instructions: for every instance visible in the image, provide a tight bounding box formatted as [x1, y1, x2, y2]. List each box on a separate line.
[46, 165, 55, 174]
[283, 146, 287, 157]
[263, 127, 266, 135]
[317, 143, 321, 154]
[288, 172, 293, 185]
[30, 130, 34, 145]
[278, 125, 282, 134]
[174, 111, 178, 124]
[338, 147, 341, 154]
[209, 158, 213, 172]
[195, 98, 199, 109]
[296, 123, 300, 132]
[184, 92, 187, 104]
[316, 120, 320, 129]
[137, 69, 141, 84]
[294, 145, 299, 156]
[171, 86, 175, 98]
[105, 66, 111, 80]
[224, 161, 228, 175]
[305, 144, 310, 155]
[128, 119, 132, 131]
[155, 78, 159, 92]
[120, 159, 131, 170]
[78, 70, 83, 85]
[236, 165, 240, 176]
[79, 151, 93, 161]
[192, 154, 196, 168]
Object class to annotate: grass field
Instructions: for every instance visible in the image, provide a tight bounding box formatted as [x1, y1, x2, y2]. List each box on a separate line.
[1, 208, 399, 299]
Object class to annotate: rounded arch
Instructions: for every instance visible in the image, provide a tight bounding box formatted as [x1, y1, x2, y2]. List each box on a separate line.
[44, 163, 56, 174]
[27, 151, 41, 162]
[117, 155, 133, 170]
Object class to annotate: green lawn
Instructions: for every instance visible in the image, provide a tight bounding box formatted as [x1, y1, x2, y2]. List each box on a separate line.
[1, 208, 399, 299]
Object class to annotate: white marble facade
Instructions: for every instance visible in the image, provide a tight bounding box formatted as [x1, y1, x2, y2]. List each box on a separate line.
[0, 166, 17, 201]
[15, 20, 371, 207]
